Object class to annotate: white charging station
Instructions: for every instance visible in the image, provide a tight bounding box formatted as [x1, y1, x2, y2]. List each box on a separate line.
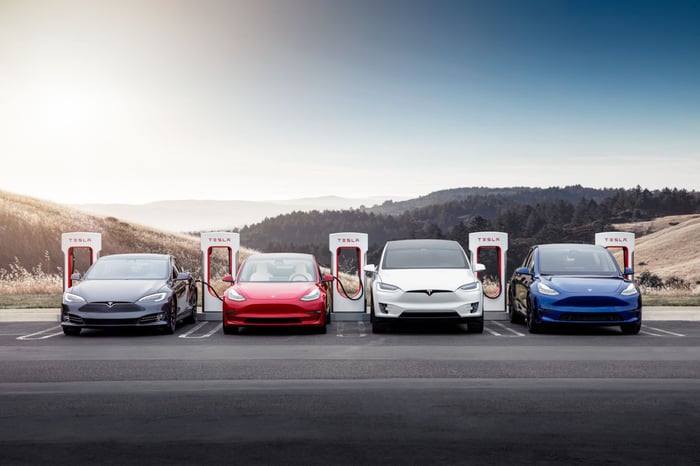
[61, 232, 102, 290]
[200, 232, 240, 313]
[329, 232, 368, 315]
[468, 231, 508, 312]
[595, 231, 635, 279]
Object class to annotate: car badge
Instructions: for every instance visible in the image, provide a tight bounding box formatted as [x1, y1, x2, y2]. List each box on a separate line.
[587, 289, 593, 292]
[106, 302, 114, 308]
[426, 289, 433, 296]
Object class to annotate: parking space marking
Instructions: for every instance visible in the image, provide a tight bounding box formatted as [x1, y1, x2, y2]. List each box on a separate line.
[17, 326, 64, 341]
[490, 321, 526, 337]
[484, 326, 502, 336]
[179, 323, 222, 339]
[641, 325, 685, 337]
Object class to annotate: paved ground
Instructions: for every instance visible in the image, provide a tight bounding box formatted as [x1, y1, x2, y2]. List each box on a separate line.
[1, 319, 699, 465]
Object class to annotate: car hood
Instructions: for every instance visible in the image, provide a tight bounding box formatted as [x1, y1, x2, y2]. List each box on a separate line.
[543, 276, 626, 294]
[235, 282, 317, 300]
[70, 280, 166, 303]
[378, 269, 476, 291]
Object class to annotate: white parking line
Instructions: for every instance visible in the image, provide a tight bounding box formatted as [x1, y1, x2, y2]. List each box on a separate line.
[490, 321, 526, 337]
[178, 321, 208, 338]
[178, 323, 222, 339]
[484, 326, 501, 336]
[17, 326, 64, 341]
[336, 322, 367, 338]
[642, 325, 685, 337]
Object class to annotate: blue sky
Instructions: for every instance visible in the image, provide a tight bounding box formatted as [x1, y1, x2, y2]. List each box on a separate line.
[1, 0, 698, 204]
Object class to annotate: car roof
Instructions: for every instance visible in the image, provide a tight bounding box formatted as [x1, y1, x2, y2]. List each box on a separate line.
[245, 253, 315, 260]
[385, 239, 464, 250]
[99, 253, 171, 261]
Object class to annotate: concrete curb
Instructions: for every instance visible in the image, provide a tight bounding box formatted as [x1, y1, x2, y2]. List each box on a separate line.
[1, 307, 699, 323]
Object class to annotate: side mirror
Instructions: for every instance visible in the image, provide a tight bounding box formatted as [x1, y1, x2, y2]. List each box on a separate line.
[321, 274, 334, 283]
[222, 274, 235, 283]
[364, 264, 377, 274]
[624, 267, 634, 276]
[71, 272, 82, 281]
[474, 263, 486, 273]
[515, 267, 531, 276]
[175, 272, 191, 281]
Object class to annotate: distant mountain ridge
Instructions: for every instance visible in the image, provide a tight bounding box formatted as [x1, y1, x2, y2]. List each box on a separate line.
[73, 195, 407, 233]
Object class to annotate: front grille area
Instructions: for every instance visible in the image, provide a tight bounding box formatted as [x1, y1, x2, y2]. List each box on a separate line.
[244, 318, 302, 324]
[399, 311, 460, 319]
[555, 296, 627, 307]
[138, 314, 160, 324]
[559, 312, 622, 322]
[81, 302, 142, 313]
[82, 318, 140, 326]
[407, 290, 451, 295]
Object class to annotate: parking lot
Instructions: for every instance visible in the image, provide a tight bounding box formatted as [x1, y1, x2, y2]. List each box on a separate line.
[2, 316, 699, 465]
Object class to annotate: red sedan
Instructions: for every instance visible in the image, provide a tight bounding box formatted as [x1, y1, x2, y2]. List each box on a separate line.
[222, 253, 333, 334]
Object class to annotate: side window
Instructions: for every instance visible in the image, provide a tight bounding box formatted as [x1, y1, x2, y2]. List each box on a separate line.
[523, 249, 535, 271]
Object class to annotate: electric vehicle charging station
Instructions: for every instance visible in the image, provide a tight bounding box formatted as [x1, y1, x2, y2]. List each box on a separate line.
[61, 232, 102, 290]
[329, 232, 368, 320]
[595, 231, 635, 279]
[200, 232, 239, 318]
[468, 231, 508, 313]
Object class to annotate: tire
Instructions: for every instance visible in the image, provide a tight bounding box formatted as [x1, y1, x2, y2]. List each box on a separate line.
[184, 289, 197, 325]
[163, 301, 177, 335]
[467, 318, 484, 334]
[62, 326, 81, 336]
[222, 323, 238, 335]
[620, 320, 641, 335]
[370, 305, 386, 334]
[526, 301, 541, 334]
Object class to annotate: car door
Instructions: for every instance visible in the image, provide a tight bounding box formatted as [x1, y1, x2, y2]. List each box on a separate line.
[512, 247, 536, 314]
[170, 258, 188, 318]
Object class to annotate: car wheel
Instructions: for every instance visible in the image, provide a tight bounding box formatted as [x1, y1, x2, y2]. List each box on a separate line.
[222, 323, 238, 335]
[508, 288, 522, 324]
[184, 289, 197, 325]
[620, 321, 641, 335]
[163, 301, 177, 335]
[62, 326, 81, 336]
[467, 318, 484, 334]
[370, 305, 386, 334]
[526, 300, 541, 334]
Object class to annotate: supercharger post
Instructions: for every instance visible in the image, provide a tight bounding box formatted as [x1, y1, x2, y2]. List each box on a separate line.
[200, 232, 240, 317]
[595, 232, 635, 279]
[329, 232, 368, 319]
[468, 231, 508, 313]
[61, 232, 102, 290]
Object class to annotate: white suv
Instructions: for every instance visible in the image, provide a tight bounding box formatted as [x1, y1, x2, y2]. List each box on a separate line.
[365, 239, 485, 334]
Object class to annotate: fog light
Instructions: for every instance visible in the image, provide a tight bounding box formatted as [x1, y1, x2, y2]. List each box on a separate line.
[470, 302, 480, 313]
[379, 303, 389, 314]
[157, 313, 165, 321]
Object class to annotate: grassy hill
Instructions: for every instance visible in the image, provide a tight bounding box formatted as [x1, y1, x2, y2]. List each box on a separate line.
[0, 190, 254, 295]
[613, 214, 700, 293]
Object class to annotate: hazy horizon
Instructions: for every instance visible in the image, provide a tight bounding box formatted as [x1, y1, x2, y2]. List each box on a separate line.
[2, 0, 698, 205]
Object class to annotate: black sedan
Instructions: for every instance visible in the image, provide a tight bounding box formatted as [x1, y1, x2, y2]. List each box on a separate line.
[61, 253, 198, 336]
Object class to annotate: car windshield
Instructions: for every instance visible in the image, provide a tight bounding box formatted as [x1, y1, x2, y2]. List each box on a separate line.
[84, 258, 169, 280]
[382, 245, 468, 269]
[539, 247, 620, 276]
[238, 257, 317, 282]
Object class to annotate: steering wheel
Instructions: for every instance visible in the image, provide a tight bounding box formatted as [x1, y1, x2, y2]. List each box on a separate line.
[289, 273, 309, 282]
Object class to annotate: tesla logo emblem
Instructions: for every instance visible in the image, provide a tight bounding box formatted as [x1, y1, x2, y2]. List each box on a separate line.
[426, 290, 433, 296]
[587, 289, 592, 292]
[106, 302, 114, 308]
[270, 295, 276, 299]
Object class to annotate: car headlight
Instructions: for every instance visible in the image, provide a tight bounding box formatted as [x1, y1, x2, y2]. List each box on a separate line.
[536, 282, 559, 296]
[377, 282, 400, 292]
[621, 282, 639, 296]
[458, 282, 480, 291]
[226, 288, 246, 302]
[138, 292, 167, 303]
[300, 288, 321, 302]
[63, 292, 86, 304]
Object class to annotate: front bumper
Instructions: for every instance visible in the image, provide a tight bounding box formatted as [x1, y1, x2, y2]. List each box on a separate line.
[535, 294, 642, 325]
[223, 302, 326, 327]
[372, 287, 483, 321]
[61, 302, 172, 329]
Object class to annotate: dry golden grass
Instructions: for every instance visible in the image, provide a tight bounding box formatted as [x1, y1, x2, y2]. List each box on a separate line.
[612, 214, 700, 295]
